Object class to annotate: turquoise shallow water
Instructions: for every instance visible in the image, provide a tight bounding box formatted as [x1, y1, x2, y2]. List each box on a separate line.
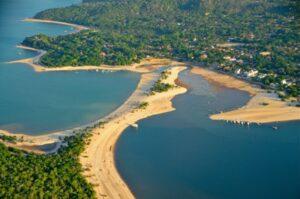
[116, 70, 300, 199]
[0, 0, 140, 134]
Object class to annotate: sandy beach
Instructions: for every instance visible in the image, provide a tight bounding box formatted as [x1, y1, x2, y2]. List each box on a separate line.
[191, 67, 300, 124]
[23, 18, 89, 31]
[0, 128, 67, 154]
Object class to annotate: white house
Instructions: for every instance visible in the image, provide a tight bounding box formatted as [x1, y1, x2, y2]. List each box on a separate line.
[223, 56, 236, 62]
[258, 73, 267, 79]
[260, 51, 271, 56]
[245, 69, 258, 78]
[235, 68, 242, 75]
[281, 79, 293, 86]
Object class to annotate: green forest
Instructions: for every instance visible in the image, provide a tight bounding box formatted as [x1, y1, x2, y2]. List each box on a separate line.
[23, 0, 300, 98]
[0, 131, 95, 198]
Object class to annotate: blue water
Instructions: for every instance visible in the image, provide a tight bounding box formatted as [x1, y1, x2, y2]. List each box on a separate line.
[0, 0, 140, 134]
[116, 70, 300, 199]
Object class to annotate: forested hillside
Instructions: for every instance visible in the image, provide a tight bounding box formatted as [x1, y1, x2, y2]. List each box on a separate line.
[23, 0, 299, 98]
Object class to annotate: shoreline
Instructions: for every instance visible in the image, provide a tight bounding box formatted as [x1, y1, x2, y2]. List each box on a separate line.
[79, 66, 187, 198]
[191, 67, 300, 124]
[23, 18, 89, 31]
[9, 45, 183, 73]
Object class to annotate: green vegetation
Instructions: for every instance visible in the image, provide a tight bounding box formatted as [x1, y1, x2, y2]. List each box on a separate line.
[161, 70, 171, 80]
[138, 102, 149, 109]
[22, 32, 142, 66]
[261, 102, 269, 106]
[150, 69, 174, 93]
[23, 0, 299, 97]
[0, 131, 95, 198]
[0, 134, 17, 143]
[151, 80, 173, 93]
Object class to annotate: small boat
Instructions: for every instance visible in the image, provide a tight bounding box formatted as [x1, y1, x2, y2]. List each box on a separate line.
[130, 123, 138, 128]
[272, 126, 278, 130]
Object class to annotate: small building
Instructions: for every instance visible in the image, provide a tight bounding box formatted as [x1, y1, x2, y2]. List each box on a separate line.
[247, 33, 255, 39]
[230, 57, 237, 62]
[223, 56, 236, 62]
[258, 73, 267, 79]
[235, 68, 242, 75]
[244, 69, 258, 78]
[100, 52, 107, 57]
[281, 79, 288, 85]
[223, 56, 231, 60]
[260, 51, 271, 56]
[236, 59, 244, 64]
[200, 53, 208, 60]
[270, 83, 278, 89]
[281, 79, 293, 86]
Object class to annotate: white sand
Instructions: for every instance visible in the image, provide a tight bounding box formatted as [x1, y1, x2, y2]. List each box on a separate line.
[23, 18, 89, 31]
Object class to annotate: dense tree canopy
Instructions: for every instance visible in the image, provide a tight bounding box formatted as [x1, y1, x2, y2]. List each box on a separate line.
[0, 132, 95, 198]
[23, 0, 299, 97]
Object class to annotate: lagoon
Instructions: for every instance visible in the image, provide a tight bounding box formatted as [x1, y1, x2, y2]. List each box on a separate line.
[0, 0, 140, 134]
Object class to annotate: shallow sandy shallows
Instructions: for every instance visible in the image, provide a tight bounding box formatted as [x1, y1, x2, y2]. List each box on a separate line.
[80, 66, 187, 199]
[191, 67, 300, 124]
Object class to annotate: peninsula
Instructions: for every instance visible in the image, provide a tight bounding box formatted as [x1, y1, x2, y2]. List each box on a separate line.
[191, 67, 300, 124]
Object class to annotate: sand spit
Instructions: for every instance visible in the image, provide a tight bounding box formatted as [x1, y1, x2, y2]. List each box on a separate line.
[23, 18, 89, 31]
[79, 66, 187, 199]
[191, 67, 300, 124]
